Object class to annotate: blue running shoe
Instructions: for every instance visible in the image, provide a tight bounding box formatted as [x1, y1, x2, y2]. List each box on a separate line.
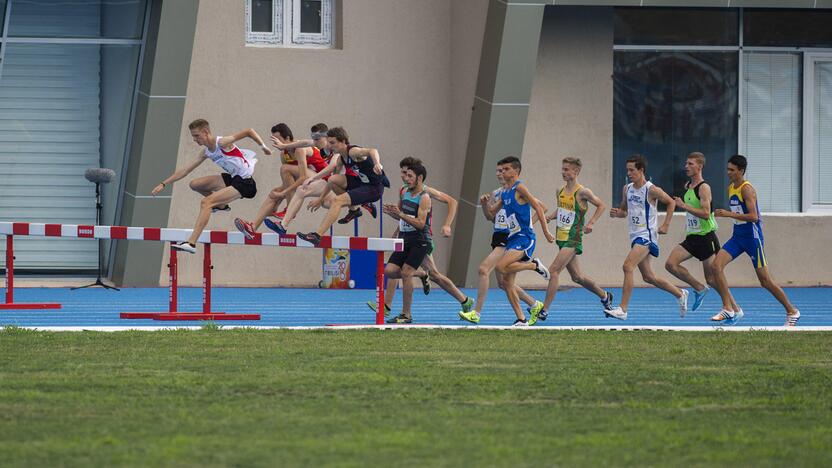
[692, 286, 710, 311]
[264, 218, 287, 235]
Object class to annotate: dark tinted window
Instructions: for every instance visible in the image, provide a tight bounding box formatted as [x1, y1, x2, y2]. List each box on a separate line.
[615, 8, 738, 46]
[613, 52, 739, 207]
[744, 9, 832, 48]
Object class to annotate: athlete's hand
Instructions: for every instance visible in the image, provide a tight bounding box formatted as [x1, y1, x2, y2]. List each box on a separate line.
[151, 183, 165, 196]
[261, 146, 273, 156]
[673, 196, 685, 208]
[714, 209, 730, 218]
[544, 231, 555, 243]
[658, 224, 669, 235]
[382, 204, 400, 217]
[479, 193, 491, 205]
[307, 198, 323, 212]
[270, 136, 288, 150]
[584, 222, 594, 234]
[441, 225, 452, 237]
[302, 177, 315, 187]
[373, 163, 383, 175]
[609, 208, 622, 218]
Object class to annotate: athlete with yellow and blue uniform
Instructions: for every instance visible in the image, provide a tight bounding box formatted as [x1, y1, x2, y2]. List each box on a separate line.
[712, 155, 801, 326]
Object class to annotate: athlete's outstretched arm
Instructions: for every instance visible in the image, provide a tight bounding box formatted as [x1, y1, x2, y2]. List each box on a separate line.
[348, 147, 383, 174]
[271, 138, 314, 151]
[425, 186, 458, 237]
[673, 183, 712, 220]
[650, 185, 676, 234]
[580, 187, 606, 234]
[219, 128, 271, 155]
[151, 151, 207, 195]
[609, 185, 628, 218]
[304, 155, 340, 185]
[517, 183, 553, 242]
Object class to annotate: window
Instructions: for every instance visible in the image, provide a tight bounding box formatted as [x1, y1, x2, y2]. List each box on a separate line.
[246, 0, 333, 47]
[744, 9, 832, 48]
[614, 8, 738, 46]
[613, 51, 738, 208]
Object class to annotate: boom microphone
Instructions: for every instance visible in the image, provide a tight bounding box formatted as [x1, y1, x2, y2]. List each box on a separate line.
[84, 168, 117, 184]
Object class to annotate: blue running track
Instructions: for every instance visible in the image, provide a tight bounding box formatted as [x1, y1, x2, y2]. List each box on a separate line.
[0, 286, 828, 327]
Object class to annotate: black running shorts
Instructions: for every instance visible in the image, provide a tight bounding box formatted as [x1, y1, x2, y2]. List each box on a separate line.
[222, 173, 257, 199]
[387, 237, 430, 269]
[491, 231, 509, 249]
[345, 175, 383, 206]
[680, 231, 720, 261]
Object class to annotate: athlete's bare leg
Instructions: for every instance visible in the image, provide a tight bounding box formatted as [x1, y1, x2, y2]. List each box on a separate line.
[565, 257, 607, 299]
[187, 186, 241, 245]
[420, 254, 467, 303]
[619, 245, 651, 312]
[282, 179, 331, 228]
[637, 256, 683, 298]
[496, 250, 530, 320]
[754, 265, 799, 315]
[542, 247, 577, 312]
[712, 250, 741, 312]
[665, 245, 706, 291]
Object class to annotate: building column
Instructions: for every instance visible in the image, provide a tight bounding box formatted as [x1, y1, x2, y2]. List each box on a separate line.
[111, 0, 200, 286]
[449, 0, 546, 287]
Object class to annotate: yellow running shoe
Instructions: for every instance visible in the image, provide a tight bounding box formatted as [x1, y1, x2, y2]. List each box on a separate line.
[528, 301, 544, 326]
[458, 310, 480, 324]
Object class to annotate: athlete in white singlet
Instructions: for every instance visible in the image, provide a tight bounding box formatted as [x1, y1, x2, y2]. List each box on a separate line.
[151, 119, 271, 253]
[606, 154, 687, 320]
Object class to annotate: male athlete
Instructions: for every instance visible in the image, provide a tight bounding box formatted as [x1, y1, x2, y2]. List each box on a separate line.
[606, 154, 688, 320]
[534, 157, 613, 325]
[152, 119, 271, 253]
[711, 154, 801, 326]
[664, 152, 720, 315]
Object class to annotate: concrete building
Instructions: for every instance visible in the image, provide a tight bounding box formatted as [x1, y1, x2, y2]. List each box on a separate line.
[2, 0, 830, 289]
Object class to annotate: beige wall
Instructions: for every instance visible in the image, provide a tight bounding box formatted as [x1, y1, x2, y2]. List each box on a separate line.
[163, 0, 488, 286]
[520, 5, 832, 289]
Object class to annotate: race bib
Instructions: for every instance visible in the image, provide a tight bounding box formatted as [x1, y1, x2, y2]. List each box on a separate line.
[506, 213, 521, 235]
[730, 204, 746, 224]
[494, 209, 509, 230]
[556, 208, 575, 229]
[685, 213, 701, 233]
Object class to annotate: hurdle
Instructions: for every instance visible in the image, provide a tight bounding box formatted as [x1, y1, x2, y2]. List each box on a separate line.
[0, 222, 403, 323]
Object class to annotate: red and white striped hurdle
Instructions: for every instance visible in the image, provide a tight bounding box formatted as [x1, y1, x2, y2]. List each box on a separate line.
[0, 222, 403, 323]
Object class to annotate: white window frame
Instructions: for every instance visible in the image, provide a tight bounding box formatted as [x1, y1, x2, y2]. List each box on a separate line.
[802, 52, 832, 213]
[245, 0, 333, 48]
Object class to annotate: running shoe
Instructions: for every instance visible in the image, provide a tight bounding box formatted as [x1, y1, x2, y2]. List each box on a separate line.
[678, 289, 689, 318]
[710, 309, 744, 325]
[692, 286, 710, 311]
[461, 296, 474, 313]
[367, 300, 392, 317]
[511, 319, 529, 327]
[337, 209, 362, 224]
[234, 218, 255, 240]
[420, 271, 431, 295]
[601, 291, 614, 311]
[297, 232, 322, 247]
[532, 258, 550, 280]
[212, 205, 231, 213]
[362, 203, 378, 218]
[605, 306, 627, 320]
[171, 241, 197, 254]
[263, 218, 287, 235]
[271, 209, 287, 219]
[458, 310, 480, 324]
[386, 314, 412, 324]
[785, 310, 801, 327]
[528, 301, 545, 325]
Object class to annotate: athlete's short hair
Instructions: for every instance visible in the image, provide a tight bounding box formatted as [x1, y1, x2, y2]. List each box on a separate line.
[399, 156, 422, 168]
[188, 119, 210, 131]
[562, 157, 582, 169]
[626, 154, 648, 172]
[271, 123, 294, 141]
[728, 154, 748, 174]
[400, 157, 426, 182]
[687, 152, 706, 167]
[497, 156, 521, 172]
[327, 127, 350, 144]
[310, 123, 328, 133]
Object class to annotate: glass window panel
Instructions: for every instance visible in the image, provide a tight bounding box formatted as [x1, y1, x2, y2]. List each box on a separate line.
[0, 0, 6, 35]
[8, 0, 147, 39]
[815, 61, 832, 205]
[741, 52, 801, 213]
[614, 8, 738, 46]
[300, 0, 322, 34]
[251, 0, 273, 33]
[613, 51, 738, 208]
[744, 9, 832, 48]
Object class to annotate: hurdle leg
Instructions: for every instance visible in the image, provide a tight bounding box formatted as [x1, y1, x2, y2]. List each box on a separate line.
[203, 243, 211, 313]
[169, 246, 178, 312]
[0, 234, 61, 310]
[376, 251, 384, 325]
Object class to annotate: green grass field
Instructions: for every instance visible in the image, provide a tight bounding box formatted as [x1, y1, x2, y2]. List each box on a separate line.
[1, 328, 830, 467]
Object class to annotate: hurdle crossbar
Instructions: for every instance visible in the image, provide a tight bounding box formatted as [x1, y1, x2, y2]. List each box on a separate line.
[0, 222, 402, 323]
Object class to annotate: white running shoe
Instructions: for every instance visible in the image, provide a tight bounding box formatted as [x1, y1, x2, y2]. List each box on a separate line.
[785, 310, 801, 327]
[678, 289, 689, 318]
[532, 258, 550, 280]
[711, 309, 743, 325]
[511, 319, 529, 327]
[171, 241, 197, 254]
[605, 306, 627, 321]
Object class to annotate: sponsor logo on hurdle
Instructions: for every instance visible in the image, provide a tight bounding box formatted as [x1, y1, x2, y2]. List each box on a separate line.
[278, 235, 296, 247]
[77, 226, 95, 238]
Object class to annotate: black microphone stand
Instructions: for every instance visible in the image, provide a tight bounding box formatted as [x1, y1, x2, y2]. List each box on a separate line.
[71, 181, 119, 291]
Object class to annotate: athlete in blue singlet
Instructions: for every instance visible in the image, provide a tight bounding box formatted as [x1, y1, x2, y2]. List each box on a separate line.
[712, 155, 801, 326]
